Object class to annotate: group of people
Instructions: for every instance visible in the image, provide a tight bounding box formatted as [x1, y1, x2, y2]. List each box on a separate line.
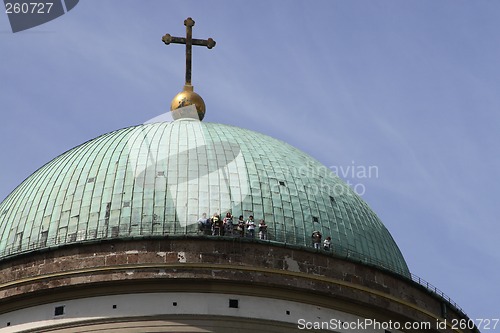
[198, 212, 268, 240]
[311, 230, 333, 251]
[197, 214, 332, 249]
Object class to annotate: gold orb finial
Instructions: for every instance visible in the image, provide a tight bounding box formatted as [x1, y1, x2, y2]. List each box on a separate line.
[170, 85, 206, 121]
[162, 17, 216, 121]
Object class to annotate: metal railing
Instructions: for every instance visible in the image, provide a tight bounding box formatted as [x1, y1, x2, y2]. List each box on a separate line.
[1, 224, 467, 318]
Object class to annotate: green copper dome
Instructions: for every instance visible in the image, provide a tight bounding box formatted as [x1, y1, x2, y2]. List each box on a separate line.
[0, 119, 409, 275]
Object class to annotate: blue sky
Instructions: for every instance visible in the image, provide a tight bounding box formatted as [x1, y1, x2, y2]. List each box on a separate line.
[1, 0, 499, 324]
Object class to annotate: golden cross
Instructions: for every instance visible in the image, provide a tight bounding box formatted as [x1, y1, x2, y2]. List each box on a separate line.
[162, 17, 216, 87]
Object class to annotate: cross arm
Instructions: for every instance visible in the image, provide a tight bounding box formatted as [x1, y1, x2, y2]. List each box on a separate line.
[162, 34, 216, 49]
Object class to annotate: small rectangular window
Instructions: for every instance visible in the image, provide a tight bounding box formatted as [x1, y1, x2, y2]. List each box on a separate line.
[229, 299, 239, 308]
[313, 216, 319, 223]
[87, 177, 95, 183]
[54, 305, 65, 316]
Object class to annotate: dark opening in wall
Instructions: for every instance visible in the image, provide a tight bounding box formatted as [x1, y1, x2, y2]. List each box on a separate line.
[229, 299, 239, 308]
[286, 310, 290, 315]
[172, 302, 177, 306]
[54, 306, 65, 316]
[112, 305, 117, 309]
